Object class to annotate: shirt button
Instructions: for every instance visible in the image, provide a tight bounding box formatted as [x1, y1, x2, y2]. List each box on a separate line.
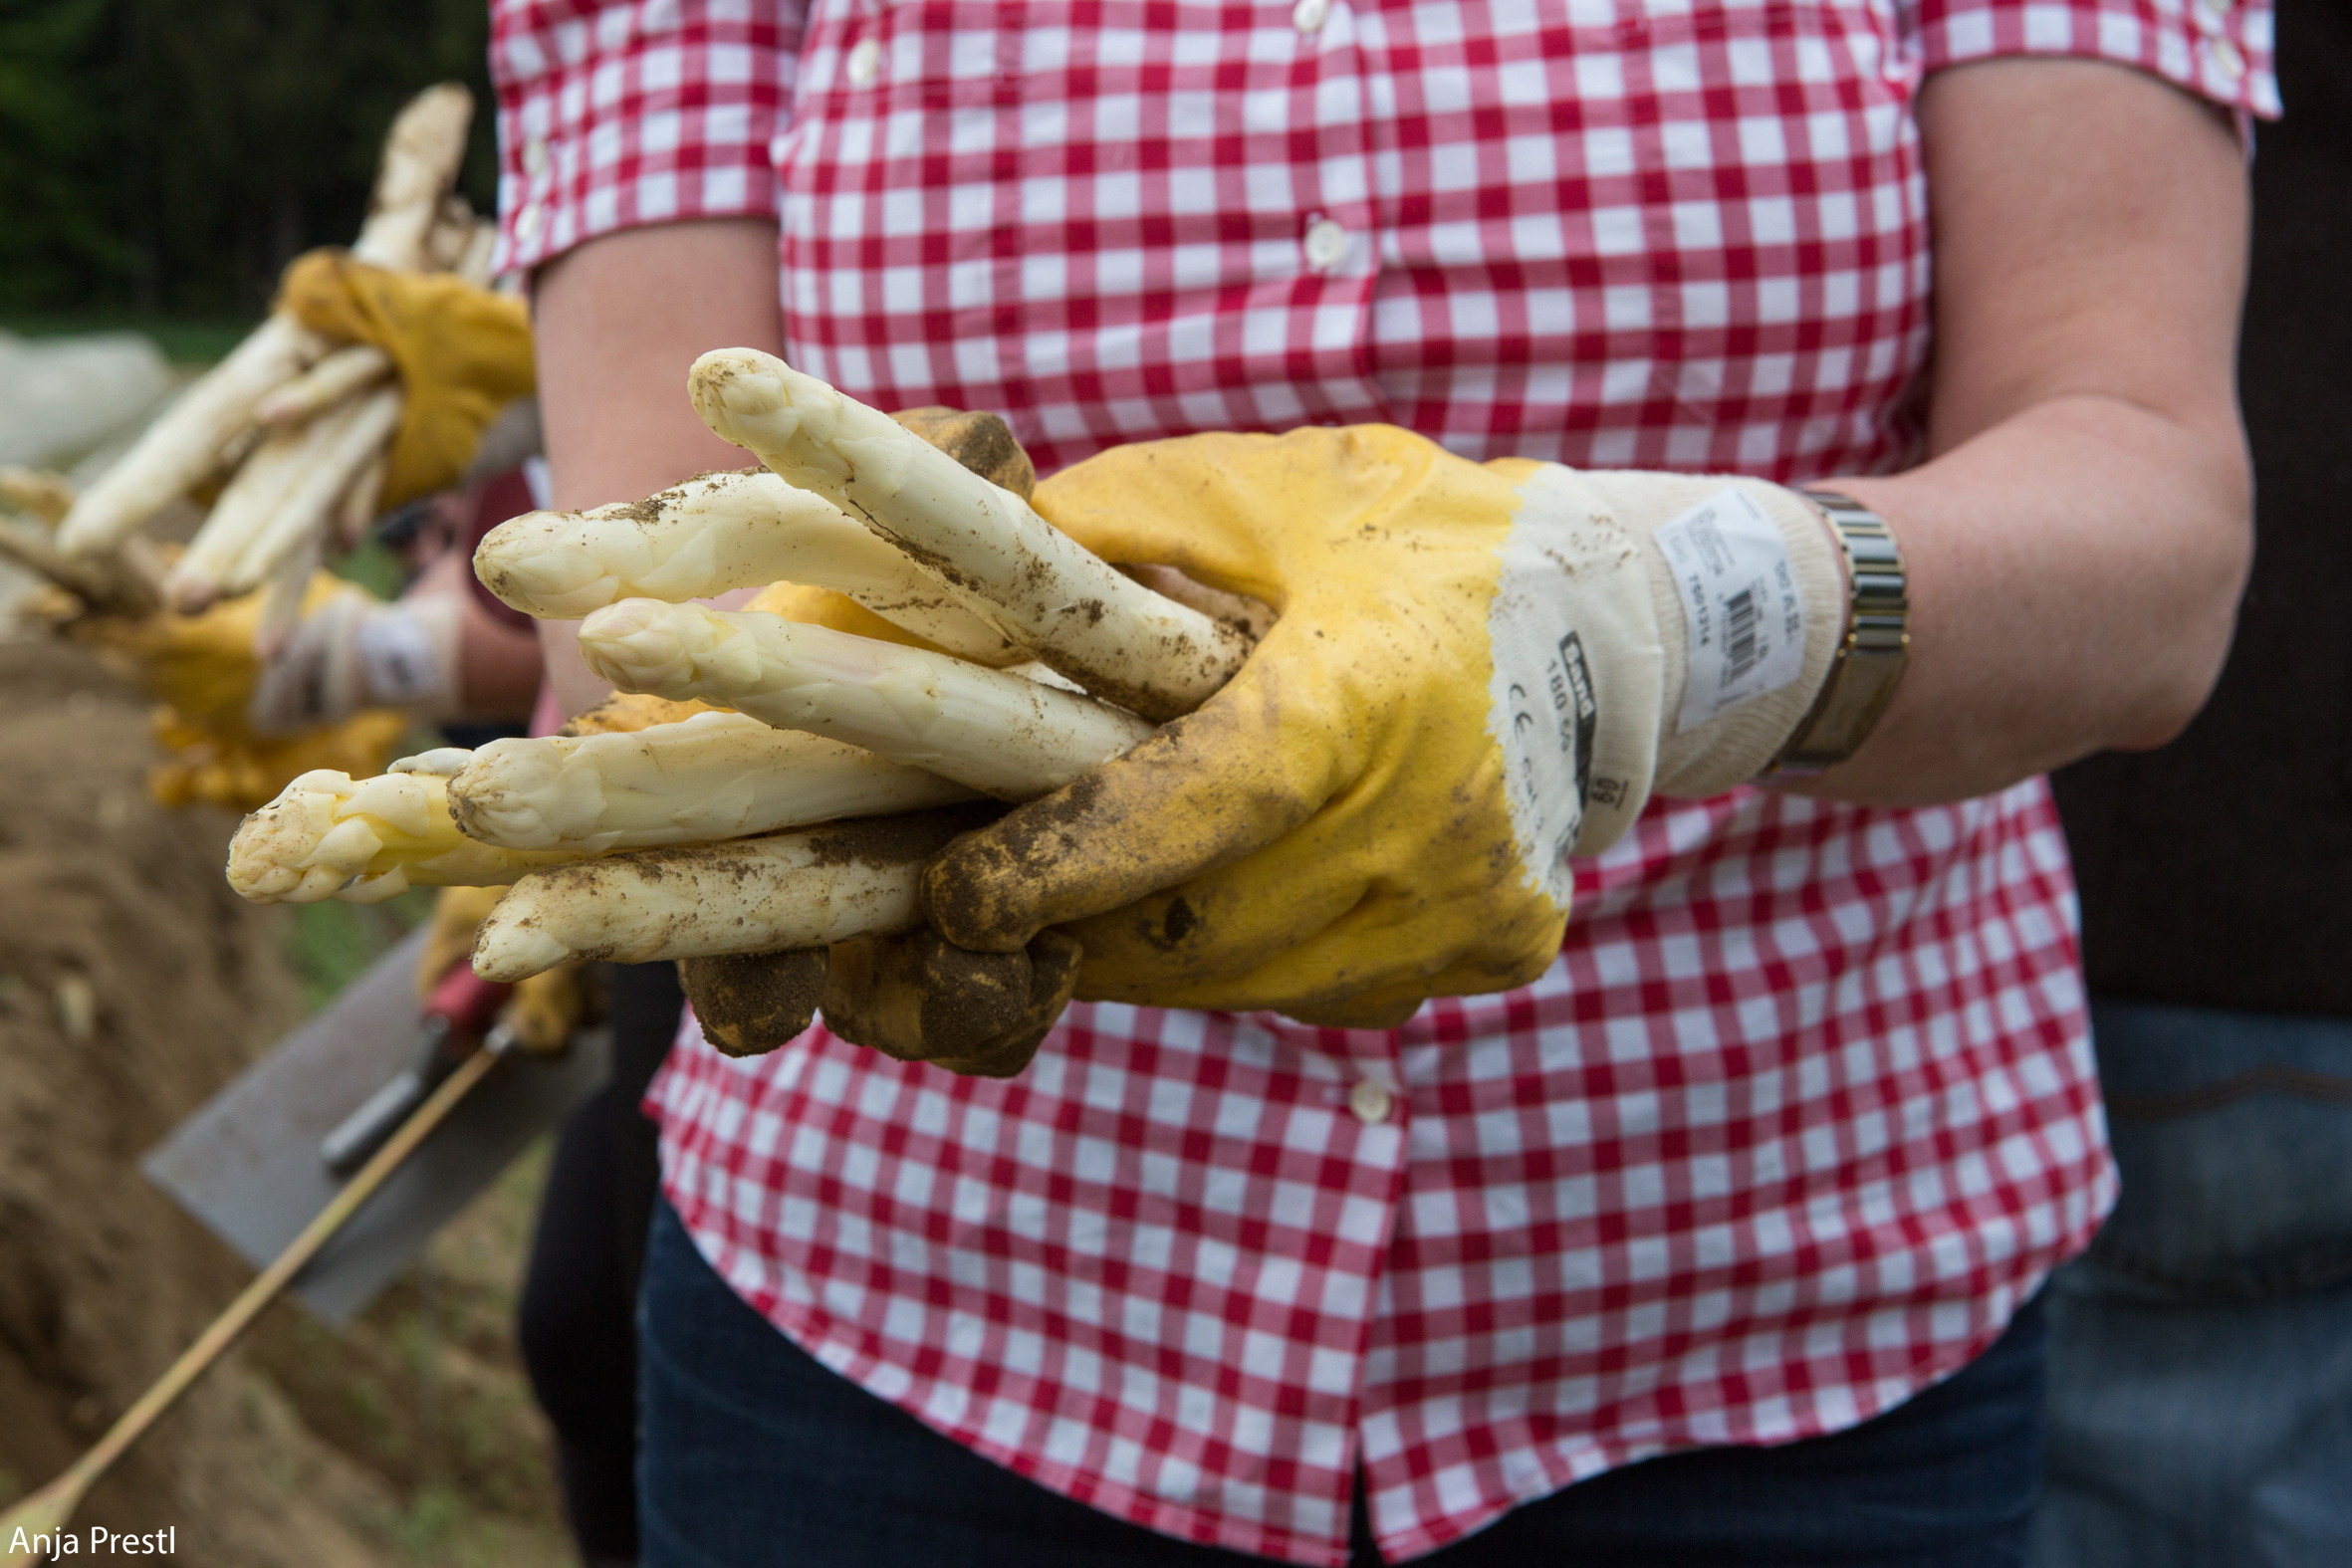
[1348, 1079, 1394, 1126]
[1302, 217, 1348, 272]
[522, 135, 550, 177]
[514, 201, 544, 242]
[1293, 0, 1331, 34]
[846, 37, 883, 87]
[2205, 35, 2245, 81]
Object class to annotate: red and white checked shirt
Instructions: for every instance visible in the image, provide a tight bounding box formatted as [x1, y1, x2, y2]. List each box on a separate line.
[491, 2, 2277, 1560]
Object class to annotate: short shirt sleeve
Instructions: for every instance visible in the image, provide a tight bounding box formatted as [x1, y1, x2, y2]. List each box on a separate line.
[1914, 0, 2278, 118]
[489, 0, 806, 276]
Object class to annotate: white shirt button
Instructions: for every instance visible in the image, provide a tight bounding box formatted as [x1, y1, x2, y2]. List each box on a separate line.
[1302, 217, 1348, 272]
[1348, 1079, 1394, 1126]
[522, 135, 550, 177]
[846, 37, 883, 87]
[2205, 35, 2245, 82]
[1293, 0, 1331, 35]
[514, 201, 544, 242]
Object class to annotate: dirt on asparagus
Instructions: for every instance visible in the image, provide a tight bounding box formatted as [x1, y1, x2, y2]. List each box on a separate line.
[0, 637, 568, 1565]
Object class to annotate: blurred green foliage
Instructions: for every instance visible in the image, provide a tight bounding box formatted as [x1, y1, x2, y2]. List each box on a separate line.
[0, 0, 496, 319]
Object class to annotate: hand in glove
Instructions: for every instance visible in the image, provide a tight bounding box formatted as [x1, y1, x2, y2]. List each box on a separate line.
[277, 250, 535, 507]
[243, 588, 464, 736]
[419, 885, 581, 1055]
[681, 928, 1082, 1078]
[657, 407, 1082, 1075]
[918, 425, 1853, 1028]
[69, 569, 415, 810]
[83, 557, 465, 740]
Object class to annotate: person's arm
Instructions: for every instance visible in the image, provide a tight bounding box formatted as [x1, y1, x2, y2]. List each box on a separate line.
[1804, 57, 2252, 805]
[529, 217, 787, 716]
[402, 546, 545, 719]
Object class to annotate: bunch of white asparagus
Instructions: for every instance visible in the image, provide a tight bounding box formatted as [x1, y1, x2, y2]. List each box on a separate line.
[52, 84, 491, 648]
[225, 350, 1260, 1041]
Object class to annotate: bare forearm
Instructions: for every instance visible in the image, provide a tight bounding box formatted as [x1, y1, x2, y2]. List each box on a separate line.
[1813, 394, 2249, 803]
[531, 218, 786, 716]
[1793, 56, 2252, 806]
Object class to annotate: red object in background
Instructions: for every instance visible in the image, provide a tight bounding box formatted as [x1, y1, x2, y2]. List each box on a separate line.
[423, 963, 514, 1036]
[464, 468, 539, 633]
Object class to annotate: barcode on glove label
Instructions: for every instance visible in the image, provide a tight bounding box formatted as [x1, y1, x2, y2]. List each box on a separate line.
[1653, 487, 1806, 734]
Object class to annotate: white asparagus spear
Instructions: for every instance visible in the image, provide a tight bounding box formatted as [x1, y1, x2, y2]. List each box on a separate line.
[165, 385, 403, 610]
[254, 344, 395, 427]
[446, 709, 978, 851]
[53, 315, 331, 557]
[252, 528, 326, 662]
[57, 87, 468, 558]
[346, 84, 475, 270]
[473, 468, 1021, 662]
[577, 599, 1156, 800]
[335, 448, 388, 549]
[471, 808, 991, 981]
[422, 195, 478, 274]
[163, 415, 312, 609]
[226, 386, 404, 589]
[227, 768, 585, 906]
[453, 213, 499, 287]
[225, 713, 980, 904]
[0, 516, 160, 617]
[689, 348, 1251, 722]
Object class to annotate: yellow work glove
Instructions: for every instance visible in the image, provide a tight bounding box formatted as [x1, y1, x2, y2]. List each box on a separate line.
[70, 539, 464, 741]
[73, 573, 338, 733]
[242, 589, 465, 735]
[69, 571, 412, 810]
[678, 928, 1081, 1078]
[417, 885, 581, 1055]
[277, 249, 536, 507]
[920, 425, 1852, 1028]
[147, 707, 407, 812]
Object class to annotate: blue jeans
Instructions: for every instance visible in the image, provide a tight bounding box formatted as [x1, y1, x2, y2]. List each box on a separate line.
[638, 1200, 2049, 1567]
[2028, 1001, 2352, 1568]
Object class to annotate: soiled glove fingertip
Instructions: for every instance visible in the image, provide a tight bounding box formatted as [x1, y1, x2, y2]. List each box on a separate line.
[920, 841, 1048, 954]
[822, 932, 1034, 1060]
[926, 931, 1083, 1077]
[680, 949, 829, 1057]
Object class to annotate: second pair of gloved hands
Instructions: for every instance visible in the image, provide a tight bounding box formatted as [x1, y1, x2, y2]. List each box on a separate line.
[82, 251, 529, 809]
[697, 423, 1850, 1075]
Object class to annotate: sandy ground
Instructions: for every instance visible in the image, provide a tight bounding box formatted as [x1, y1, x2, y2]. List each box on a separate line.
[0, 637, 571, 1565]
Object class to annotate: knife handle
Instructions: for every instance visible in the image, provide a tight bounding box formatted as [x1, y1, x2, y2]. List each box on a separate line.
[322, 969, 516, 1174]
[423, 965, 513, 1035]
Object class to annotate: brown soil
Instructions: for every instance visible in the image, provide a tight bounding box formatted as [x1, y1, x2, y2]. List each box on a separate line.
[0, 638, 568, 1565]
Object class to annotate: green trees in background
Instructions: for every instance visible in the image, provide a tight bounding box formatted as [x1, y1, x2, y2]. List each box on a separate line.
[0, 0, 495, 320]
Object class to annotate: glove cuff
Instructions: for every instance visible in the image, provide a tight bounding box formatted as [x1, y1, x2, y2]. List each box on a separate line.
[353, 593, 464, 719]
[1492, 468, 1843, 865]
[1587, 474, 1846, 801]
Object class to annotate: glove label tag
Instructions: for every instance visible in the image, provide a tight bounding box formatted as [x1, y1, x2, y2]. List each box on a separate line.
[1653, 487, 1807, 734]
[1488, 506, 1600, 909]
